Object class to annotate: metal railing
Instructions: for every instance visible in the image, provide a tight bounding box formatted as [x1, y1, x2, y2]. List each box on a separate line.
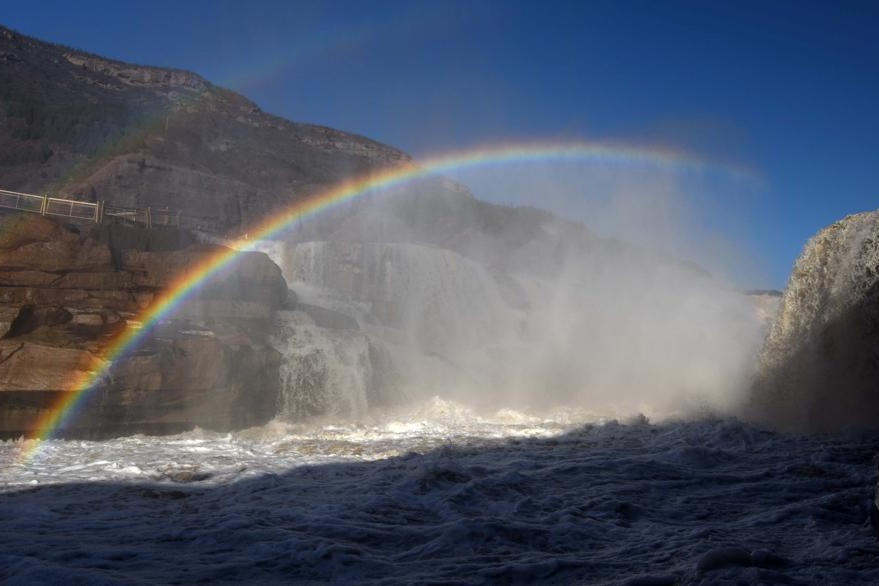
[0, 188, 181, 228]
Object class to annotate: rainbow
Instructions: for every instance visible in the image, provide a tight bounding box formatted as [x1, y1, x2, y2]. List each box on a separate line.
[17, 141, 748, 462]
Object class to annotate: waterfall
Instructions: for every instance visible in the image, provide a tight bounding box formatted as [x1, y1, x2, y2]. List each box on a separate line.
[261, 241, 525, 416]
[281, 241, 520, 360]
[270, 311, 372, 420]
[750, 211, 879, 431]
[265, 238, 763, 421]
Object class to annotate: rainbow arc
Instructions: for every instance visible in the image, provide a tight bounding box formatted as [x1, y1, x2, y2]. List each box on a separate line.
[17, 141, 748, 463]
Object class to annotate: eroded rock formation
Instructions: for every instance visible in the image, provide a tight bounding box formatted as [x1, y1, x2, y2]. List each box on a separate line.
[0, 213, 286, 438]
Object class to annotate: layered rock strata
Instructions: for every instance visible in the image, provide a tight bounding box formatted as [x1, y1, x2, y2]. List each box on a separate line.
[0, 212, 286, 438]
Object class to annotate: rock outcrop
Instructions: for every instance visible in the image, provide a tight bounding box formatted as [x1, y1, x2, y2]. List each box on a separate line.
[0, 212, 286, 438]
[0, 25, 413, 237]
[749, 211, 879, 432]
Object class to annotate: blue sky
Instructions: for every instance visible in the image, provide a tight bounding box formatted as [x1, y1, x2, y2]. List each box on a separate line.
[3, 0, 878, 288]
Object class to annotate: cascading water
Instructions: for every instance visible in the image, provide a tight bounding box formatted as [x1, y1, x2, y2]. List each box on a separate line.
[267, 241, 525, 414]
[3, 208, 830, 586]
[261, 237, 765, 421]
[750, 211, 879, 431]
[282, 241, 520, 353]
[270, 310, 373, 420]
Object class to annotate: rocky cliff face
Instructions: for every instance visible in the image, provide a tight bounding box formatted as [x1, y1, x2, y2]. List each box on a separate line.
[749, 211, 879, 432]
[0, 25, 615, 274]
[0, 25, 412, 236]
[0, 213, 287, 438]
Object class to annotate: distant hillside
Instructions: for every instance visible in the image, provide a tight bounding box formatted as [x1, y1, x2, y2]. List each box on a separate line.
[0, 25, 703, 279]
[0, 25, 611, 267]
[0, 25, 411, 235]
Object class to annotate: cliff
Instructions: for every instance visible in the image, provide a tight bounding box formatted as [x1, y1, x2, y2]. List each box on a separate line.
[0, 213, 287, 438]
[749, 210, 879, 432]
[0, 24, 647, 279]
[0, 25, 602, 264]
[0, 25, 412, 236]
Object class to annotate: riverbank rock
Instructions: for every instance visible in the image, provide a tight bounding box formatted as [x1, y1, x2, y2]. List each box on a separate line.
[748, 210, 879, 432]
[0, 212, 286, 438]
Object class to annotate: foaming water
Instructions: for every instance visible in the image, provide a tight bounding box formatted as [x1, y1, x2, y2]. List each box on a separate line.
[3, 404, 878, 584]
[750, 211, 879, 432]
[1, 398, 600, 490]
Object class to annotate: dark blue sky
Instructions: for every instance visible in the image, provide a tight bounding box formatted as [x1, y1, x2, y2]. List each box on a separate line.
[4, 0, 878, 287]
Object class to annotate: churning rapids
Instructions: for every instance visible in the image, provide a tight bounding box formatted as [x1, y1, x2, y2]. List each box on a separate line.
[2, 225, 879, 584]
[2, 403, 879, 584]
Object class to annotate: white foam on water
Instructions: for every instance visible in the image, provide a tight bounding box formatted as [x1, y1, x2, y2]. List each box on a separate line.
[2, 399, 877, 584]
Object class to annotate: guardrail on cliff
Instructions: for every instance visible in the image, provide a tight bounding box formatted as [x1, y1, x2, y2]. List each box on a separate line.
[0, 188, 181, 228]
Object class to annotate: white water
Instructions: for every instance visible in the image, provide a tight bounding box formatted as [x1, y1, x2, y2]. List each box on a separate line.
[1, 233, 870, 583]
[270, 311, 374, 419]
[274, 240, 765, 418]
[283, 241, 520, 356]
[2, 401, 878, 584]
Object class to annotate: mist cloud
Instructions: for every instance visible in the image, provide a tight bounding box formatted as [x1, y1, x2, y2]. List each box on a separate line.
[263, 158, 768, 422]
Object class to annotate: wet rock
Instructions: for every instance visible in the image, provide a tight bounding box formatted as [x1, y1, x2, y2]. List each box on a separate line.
[153, 465, 213, 483]
[0, 214, 286, 438]
[0, 341, 103, 390]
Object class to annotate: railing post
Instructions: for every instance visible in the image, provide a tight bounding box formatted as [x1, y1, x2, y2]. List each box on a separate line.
[0, 187, 184, 228]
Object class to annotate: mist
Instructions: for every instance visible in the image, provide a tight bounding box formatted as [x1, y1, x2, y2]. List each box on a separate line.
[256, 160, 768, 423]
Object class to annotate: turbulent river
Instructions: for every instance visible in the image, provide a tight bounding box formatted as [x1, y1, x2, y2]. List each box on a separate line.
[2, 399, 878, 584]
[2, 235, 878, 583]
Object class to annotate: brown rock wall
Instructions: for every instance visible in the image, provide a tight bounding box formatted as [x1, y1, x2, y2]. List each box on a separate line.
[0, 213, 285, 438]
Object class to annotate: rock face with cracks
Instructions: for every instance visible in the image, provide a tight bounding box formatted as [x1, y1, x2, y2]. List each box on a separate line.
[0, 213, 286, 438]
[749, 210, 879, 432]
